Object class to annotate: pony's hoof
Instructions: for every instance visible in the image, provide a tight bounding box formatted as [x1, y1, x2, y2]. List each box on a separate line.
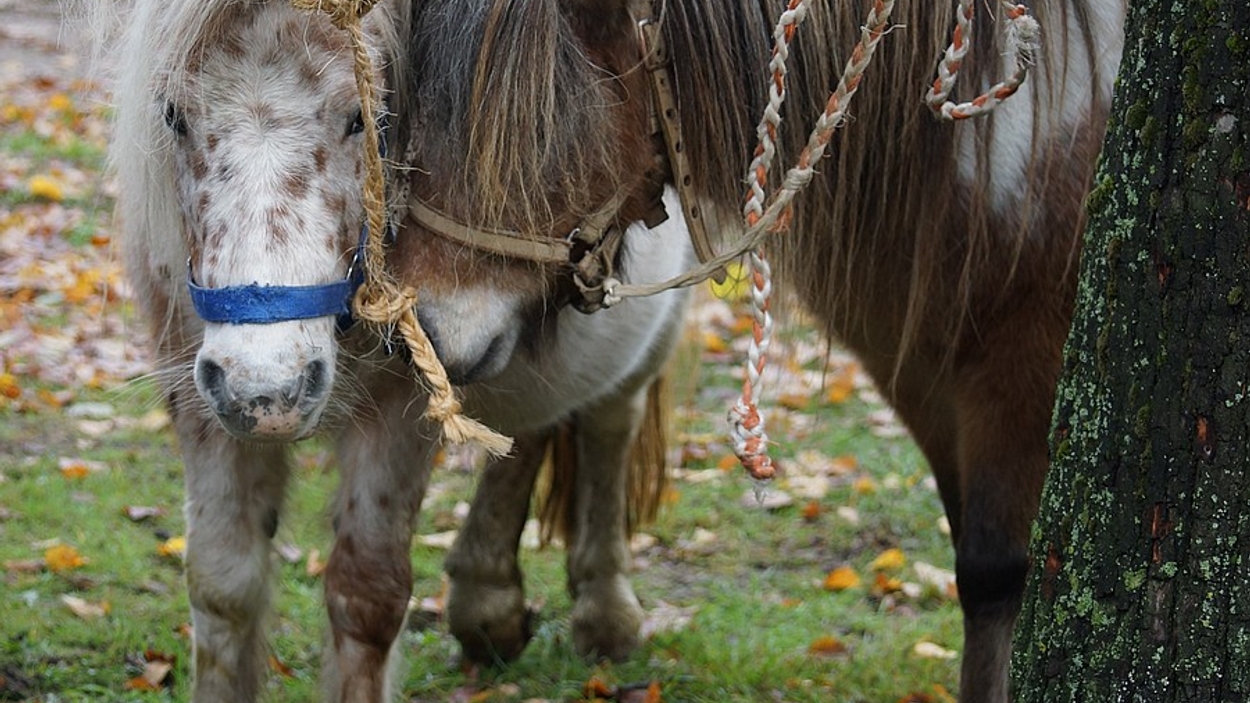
[447, 582, 533, 664]
[570, 579, 644, 662]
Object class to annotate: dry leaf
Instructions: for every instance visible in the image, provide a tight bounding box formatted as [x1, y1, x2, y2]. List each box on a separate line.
[123, 506, 166, 522]
[872, 572, 904, 595]
[268, 655, 295, 678]
[4, 559, 45, 574]
[619, 681, 663, 703]
[912, 641, 958, 660]
[157, 536, 186, 560]
[584, 676, 615, 700]
[0, 373, 20, 399]
[800, 500, 822, 522]
[60, 594, 108, 619]
[835, 506, 860, 525]
[418, 530, 459, 550]
[27, 174, 64, 201]
[44, 544, 86, 572]
[913, 561, 957, 597]
[306, 549, 326, 577]
[123, 660, 173, 691]
[822, 565, 861, 591]
[807, 635, 849, 657]
[869, 547, 906, 571]
[741, 488, 793, 510]
[852, 476, 877, 495]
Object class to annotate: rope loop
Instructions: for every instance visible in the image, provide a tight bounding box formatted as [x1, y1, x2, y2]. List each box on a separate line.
[926, 0, 1040, 120]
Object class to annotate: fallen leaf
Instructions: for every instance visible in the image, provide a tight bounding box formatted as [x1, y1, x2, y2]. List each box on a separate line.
[157, 536, 186, 560]
[778, 392, 811, 410]
[869, 547, 906, 571]
[640, 601, 696, 639]
[276, 543, 304, 563]
[835, 506, 860, 525]
[913, 561, 957, 598]
[852, 476, 877, 495]
[912, 640, 958, 660]
[872, 572, 904, 596]
[268, 655, 295, 678]
[123, 660, 172, 691]
[60, 594, 108, 619]
[123, 506, 166, 522]
[417, 530, 459, 550]
[822, 565, 860, 591]
[0, 373, 19, 399]
[306, 548, 326, 577]
[619, 681, 663, 703]
[807, 635, 849, 657]
[44, 544, 86, 572]
[800, 500, 822, 522]
[4, 559, 44, 574]
[27, 174, 64, 201]
[584, 676, 615, 700]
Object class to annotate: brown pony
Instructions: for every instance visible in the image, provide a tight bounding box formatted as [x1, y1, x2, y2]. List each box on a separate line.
[398, 0, 1124, 701]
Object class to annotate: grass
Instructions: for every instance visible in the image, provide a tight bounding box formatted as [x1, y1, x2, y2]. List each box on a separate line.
[1, 354, 962, 702]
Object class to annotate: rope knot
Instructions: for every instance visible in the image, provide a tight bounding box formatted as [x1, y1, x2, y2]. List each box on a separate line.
[289, 0, 380, 30]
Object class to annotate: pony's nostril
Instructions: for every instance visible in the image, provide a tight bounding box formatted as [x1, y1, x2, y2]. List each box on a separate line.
[303, 359, 328, 399]
[197, 359, 229, 404]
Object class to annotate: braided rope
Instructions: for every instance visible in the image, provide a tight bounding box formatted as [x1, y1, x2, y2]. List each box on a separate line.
[292, 0, 513, 458]
[731, 0, 810, 483]
[728, 0, 896, 482]
[926, 0, 1040, 120]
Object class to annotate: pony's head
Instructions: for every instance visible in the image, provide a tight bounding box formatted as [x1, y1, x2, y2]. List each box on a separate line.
[390, 0, 660, 384]
[115, 0, 408, 440]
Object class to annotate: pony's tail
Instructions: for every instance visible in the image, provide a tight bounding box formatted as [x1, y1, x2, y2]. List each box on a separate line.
[536, 376, 671, 545]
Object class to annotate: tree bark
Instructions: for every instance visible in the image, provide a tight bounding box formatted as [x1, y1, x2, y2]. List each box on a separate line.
[1013, 2, 1250, 701]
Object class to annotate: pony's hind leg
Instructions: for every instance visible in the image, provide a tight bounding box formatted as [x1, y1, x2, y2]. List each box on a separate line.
[564, 387, 650, 662]
[323, 379, 438, 703]
[949, 312, 1062, 703]
[176, 411, 291, 703]
[445, 434, 548, 664]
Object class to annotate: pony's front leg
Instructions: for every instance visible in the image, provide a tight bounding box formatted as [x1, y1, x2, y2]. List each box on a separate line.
[445, 433, 547, 663]
[566, 389, 648, 662]
[323, 381, 437, 703]
[178, 413, 291, 703]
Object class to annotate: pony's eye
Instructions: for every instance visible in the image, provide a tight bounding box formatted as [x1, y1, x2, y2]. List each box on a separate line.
[164, 101, 188, 137]
[346, 109, 365, 137]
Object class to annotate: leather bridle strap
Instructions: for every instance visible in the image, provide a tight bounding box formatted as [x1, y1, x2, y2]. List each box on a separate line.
[407, 199, 572, 264]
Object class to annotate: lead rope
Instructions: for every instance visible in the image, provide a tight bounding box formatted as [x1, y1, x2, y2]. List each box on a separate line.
[291, 0, 513, 458]
[729, 0, 896, 482]
[926, 0, 1040, 120]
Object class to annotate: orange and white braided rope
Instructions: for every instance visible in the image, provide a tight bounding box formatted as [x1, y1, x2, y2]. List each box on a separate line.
[730, 0, 896, 482]
[926, 0, 1040, 120]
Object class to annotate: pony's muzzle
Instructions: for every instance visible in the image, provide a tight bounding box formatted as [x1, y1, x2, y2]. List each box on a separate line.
[195, 354, 331, 441]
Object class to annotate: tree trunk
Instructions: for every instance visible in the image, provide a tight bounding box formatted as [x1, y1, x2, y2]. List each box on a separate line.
[1012, 2, 1250, 701]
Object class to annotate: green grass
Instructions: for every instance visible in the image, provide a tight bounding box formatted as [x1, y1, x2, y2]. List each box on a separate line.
[0, 362, 962, 702]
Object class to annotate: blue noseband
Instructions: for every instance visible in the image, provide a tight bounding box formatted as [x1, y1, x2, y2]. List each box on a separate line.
[187, 224, 371, 332]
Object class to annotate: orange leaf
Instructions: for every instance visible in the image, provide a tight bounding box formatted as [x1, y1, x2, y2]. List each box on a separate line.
[157, 536, 187, 560]
[0, 373, 20, 399]
[800, 500, 822, 522]
[45, 544, 86, 572]
[701, 331, 728, 354]
[822, 565, 860, 591]
[60, 461, 90, 480]
[715, 454, 739, 471]
[584, 676, 615, 700]
[852, 476, 877, 495]
[807, 635, 849, 657]
[269, 655, 296, 678]
[869, 547, 906, 571]
[872, 572, 904, 595]
[306, 548, 326, 577]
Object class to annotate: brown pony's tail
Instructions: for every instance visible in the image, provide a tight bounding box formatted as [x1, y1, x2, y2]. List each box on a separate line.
[536, 376, 671, 545]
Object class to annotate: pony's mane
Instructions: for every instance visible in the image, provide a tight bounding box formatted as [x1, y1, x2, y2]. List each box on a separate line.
[406, 0, 637, 235]
[660, 0, 1111, 364]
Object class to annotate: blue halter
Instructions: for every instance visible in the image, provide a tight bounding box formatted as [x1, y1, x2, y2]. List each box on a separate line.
[187, 123, 390, 332]
[186, 233, 366, 332]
